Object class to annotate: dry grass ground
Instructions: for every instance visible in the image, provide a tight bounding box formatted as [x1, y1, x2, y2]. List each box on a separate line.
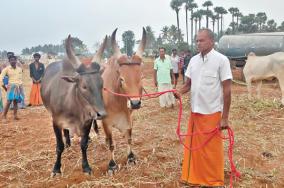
[0, 58, 283, 187]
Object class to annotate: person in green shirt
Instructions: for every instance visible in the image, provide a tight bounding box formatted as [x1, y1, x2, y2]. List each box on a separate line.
[153, 47, 175, 108]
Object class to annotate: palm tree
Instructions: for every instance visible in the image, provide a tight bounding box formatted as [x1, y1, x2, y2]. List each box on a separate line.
[188, 2, 198, 50]
[228, 7, 239, 32]
[235, 11, 243, 31]
[219, 7, 228, 37]
[184, 0, 194, 45]
[211, 14, 219, 34]
[202, 1, 213, 28]
[161, 26, 170, 43]
[196, 10, 204, 30]
[278, 21, 284, 31]
[214, 7, 222, 38]
[170, 0, 184, 42]
[256, 12, 267, 31]
[266, 19, 277, 32]
[192, 11, 202, 39]
[169, 25, 179, 44]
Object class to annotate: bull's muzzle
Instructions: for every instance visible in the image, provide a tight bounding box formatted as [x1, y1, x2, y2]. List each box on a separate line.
[130, 100, 141, 109]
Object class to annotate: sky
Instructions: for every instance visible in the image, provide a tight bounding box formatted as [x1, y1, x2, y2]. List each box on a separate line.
[0, 0, 283, 54]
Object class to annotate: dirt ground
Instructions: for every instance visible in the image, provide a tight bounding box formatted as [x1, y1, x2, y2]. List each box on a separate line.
[0, 58, 283, 188]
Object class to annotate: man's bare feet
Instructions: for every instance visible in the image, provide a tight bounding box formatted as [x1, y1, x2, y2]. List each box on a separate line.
[14, 116, 20, 120]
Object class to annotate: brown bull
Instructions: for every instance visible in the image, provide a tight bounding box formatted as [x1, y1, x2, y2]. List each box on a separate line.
[101, 28, 146, 174]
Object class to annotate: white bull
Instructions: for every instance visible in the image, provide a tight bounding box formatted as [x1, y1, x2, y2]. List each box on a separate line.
[243, 52, 284, 105]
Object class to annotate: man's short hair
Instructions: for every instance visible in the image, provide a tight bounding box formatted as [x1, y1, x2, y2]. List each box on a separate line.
[8, 55, 17, 61]
[33, 53, 41, 58]
[198, 28, 215, 41]
[159, 47, 166, 51]
[186, 50, 191, 53]
[172, 48, 177, 52]
[7, 52, 14, 58]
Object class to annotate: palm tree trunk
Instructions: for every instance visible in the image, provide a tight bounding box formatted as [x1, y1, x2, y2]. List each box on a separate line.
[236, 16, 239, 31]
[232, 15, 235, 32]
[176, 10, 180, 42]
[221, 15, 223, 38]
[217, 16, 220, 39]
[199, 18, 201, 30]
[195, 19, 198, 41]
[206, 7, 209, 28]
[186, 8, 189, 45]
[212, 21, 215, 34]
[191, 10, 194, 51]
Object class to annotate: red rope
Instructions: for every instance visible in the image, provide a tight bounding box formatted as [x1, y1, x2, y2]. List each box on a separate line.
[104, 87, 240, 187]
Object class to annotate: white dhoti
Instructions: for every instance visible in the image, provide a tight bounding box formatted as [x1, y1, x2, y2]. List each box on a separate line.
[158, 83, 175, 107]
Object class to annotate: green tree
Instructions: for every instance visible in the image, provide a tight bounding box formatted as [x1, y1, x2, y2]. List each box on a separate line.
[239, 14, 258, 33]
[170, 0, 184, 42]
[228, 7, 239, 32]
[202, 1, 213, 28]
[266, 19, 277, 32]
[161, 26, 170, 43]
[121, 30, 135, 56]
[145, 26, 156, 52]
[256, 12, 267, 31]
[235, 11, 243, 31]
[63, 37, 88, 55]
[277, 21, 284, 31]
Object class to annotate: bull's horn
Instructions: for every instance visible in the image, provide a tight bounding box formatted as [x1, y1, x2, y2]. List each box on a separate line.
[66, 35, 81, 69]
[92, 35, 107, 64]
[135, 27, 147, 58]
[111, 28, 122, 58]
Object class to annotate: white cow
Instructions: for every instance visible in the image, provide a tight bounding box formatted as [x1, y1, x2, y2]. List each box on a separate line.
[243, 52, 284, 105]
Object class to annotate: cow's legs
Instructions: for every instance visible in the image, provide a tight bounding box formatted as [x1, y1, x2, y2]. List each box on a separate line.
[276, 76, 284, 106]
[63, 129, 71, 148]
[102, 121, 118, 175]
[80, 120, 92, 174]
[256, 80, 262, 99]
[126, 128, 136, 164]
[52, 122, 64, 176]
[246, 78, 253, 99]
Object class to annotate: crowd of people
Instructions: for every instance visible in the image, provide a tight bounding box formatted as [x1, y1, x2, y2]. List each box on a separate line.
[0, 52, 45, 122]
[153, 47, 192, 109]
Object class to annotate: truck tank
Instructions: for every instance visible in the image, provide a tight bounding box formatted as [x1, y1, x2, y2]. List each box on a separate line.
[218, 32, 284, 67]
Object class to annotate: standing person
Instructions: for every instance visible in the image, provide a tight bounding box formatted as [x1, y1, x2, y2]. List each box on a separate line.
[175, 29, 232, 187]
[183, 50, 191, 83]
[153, 47, 175, 108]
[171, 49, 180, 89]
[29, 53, 45, 106]
[0, 55, 24, 121]
[179, 50, 185, 84]
[0, 68, 3, 113]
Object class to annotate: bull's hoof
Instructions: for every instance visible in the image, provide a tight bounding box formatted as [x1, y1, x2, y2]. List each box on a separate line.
[107, 160, 119, 176]
[127, 152, 137, 165]
[83, 166, 92, 175]
[65, 143, 71, 148]
[50, 171, 61, 178]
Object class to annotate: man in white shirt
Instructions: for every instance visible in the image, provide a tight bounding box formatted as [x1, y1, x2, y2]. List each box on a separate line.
[170, 49, 180, 89]
[175, 29, 232, 187]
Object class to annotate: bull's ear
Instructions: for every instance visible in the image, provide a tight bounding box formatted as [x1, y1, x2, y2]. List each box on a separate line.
[61, 75, 79, 83]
